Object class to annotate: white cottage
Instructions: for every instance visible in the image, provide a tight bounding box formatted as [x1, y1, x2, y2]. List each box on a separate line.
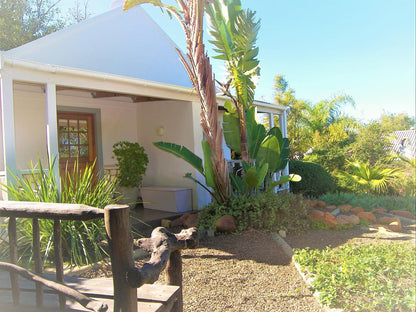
[0, 6, 289, 211]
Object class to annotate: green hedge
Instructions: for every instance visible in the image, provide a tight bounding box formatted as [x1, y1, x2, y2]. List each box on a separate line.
[289, 160, 335, 197]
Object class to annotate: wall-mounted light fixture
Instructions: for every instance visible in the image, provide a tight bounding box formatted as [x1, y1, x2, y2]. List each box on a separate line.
[156, 126, 165, 136]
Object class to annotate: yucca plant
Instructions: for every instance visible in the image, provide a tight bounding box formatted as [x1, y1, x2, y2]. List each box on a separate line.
[1, 156, 120, 267]
[336, 161, 403, 195]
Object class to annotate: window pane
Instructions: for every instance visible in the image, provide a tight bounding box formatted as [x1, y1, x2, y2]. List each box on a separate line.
[79, 132, 88, 145]
[58, 119, 68, 131]
[69, 119, 78, 131]
[79, 145, 89, 158]
[69, 133, 78, 145]
[70, 146, 79, 157]
[59, 132, 68, 145]
[60, 146, 69, 158]
[79, 120, 88, 132]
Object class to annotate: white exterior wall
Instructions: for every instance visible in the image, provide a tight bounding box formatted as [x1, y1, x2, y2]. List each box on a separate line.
[137, 100, 202, 209]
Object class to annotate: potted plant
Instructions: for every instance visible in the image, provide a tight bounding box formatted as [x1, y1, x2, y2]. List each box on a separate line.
[112, 141, 149, 208]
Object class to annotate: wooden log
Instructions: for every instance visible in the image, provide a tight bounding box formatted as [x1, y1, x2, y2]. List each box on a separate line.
[104, 205, 137, 312]
[127, 227, 198, 288]
[165, 250, 183, 312]
[32, 218, 43, 307]
[0, 201, 104, 220]
[8, 216, 19, 305]
[0, 262, 108, 312]
[53, 220, 65, 310]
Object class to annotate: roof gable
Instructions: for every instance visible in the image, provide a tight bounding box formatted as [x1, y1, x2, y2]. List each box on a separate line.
[4, 7, 192, 88]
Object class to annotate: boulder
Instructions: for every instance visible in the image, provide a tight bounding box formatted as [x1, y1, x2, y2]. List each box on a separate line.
[351, 206, 365, 214]
[357, 211, 376, 223]
[323, 212, 339, 228]
[183, 214, 199, 228]
[338, 204, 353, 213]
[316, 201, 326, 208]
[310, 200, 319, 207]
[326, 205, 337, 210]
[372, 207, 387, 214]
[344, 215, 361, 225]
[215, 215, 237, 233]
[309, 209, 325, 221]
[388, 220, 402, 232]
[170, 213, 191, 227]
[336, 214, 351, 226]
[377, 217, 399, 225]
[391, 210, 415, 220]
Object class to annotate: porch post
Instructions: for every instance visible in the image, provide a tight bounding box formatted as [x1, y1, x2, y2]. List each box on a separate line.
[1, 75, 17, 195]
[280, 109, 290, 191]
[45, 82, 60, 188]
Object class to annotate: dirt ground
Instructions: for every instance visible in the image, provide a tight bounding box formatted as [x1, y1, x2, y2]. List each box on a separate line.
[82, 221, 416, 312]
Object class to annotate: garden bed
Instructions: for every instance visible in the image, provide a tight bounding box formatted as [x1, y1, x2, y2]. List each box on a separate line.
[79, 220, 415, 312]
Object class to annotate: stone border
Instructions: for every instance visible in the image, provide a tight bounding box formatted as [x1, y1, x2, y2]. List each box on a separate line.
[271, 232, 343, 312]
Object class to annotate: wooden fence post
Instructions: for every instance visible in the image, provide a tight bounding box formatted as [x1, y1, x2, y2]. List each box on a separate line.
[104, 205, 137, 312]
[8, 217, 19, 306]
[33, 218, 43, 307]
[53, 219, 65, 310]
[165, 250, 183, 312]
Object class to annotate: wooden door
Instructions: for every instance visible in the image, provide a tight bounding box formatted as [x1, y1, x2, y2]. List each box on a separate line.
[57, 112, 96, 178]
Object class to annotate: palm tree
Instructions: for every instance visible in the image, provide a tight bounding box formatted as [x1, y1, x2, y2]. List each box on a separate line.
[336, 161, 403, 194]
[123, 0, 231, 202]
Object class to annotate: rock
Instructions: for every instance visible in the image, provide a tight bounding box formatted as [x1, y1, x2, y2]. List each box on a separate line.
[351, 207, 365, 214]
[330, 208, 341, 216]
[323, 212, 339, 228]
[310, 200, 319, 207]
[336, 215, 351, 226]
[388, 220, 402, 232]
[344, 215, 360, 225]
[161, 219, 172, 228]
[326, 205, 337, 210]
[338, 204, 353, 213]
[372, 207, 387, 214]
[316, 201, 326, 208]
[377, 217, 399, 225]
[357, 211, 376, 223]
[309, 209, 325, 221]
[303, 199, 312, 207]
[391, 210, 415, 220]
[170, 213, 191, 227]
[215, 215, 237, 233]
[183, 214, 199, 228]
[279, 230, 287, 238]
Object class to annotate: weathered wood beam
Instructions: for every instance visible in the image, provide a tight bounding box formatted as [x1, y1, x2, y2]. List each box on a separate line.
[54, 220, 66, 310]
[104, 205, 137, 312]
[8, 217, 19, 305]
[32, 218, 43, 307]
[0, 262, 108, 312]
[0, 201, 104, 220]
[127, 227, 198, 288]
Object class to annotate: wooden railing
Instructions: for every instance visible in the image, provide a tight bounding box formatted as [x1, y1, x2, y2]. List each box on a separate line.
[0, 201, 198, 312]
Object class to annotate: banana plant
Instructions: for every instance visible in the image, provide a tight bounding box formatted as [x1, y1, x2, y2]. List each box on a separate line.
[153, 141, 220, 202]
[223, 105, 297, 192]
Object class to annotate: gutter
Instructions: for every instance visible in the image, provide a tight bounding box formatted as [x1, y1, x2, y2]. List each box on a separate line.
[0, 54, 198, 98]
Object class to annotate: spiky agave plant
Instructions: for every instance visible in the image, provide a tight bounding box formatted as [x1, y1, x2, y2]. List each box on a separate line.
[1, 156, 120, 267]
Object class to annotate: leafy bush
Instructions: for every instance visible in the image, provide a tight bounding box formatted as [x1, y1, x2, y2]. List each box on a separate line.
[113, 141, 149, 188]
[289, 160, 335, 197]
[316, 192, 415, 214]
[294, 243, 416, 311]
[1, 157, 120, 267]
[198, 192, 310, 233]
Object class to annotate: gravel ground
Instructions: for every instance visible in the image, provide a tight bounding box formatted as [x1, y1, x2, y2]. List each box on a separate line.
[81, 220, 415, 312]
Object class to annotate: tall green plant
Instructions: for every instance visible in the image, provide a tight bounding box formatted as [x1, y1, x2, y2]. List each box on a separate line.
[336, 161, 403, 194]
[1, 156, 120, 267]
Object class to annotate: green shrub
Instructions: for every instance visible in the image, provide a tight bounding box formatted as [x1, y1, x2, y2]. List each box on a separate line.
[1, 157, 120, 267]
[198, 192, 310, 233]
[317, 192, 415, 214]
[294, 243, 416, 311]
[289, 160, 335, 197]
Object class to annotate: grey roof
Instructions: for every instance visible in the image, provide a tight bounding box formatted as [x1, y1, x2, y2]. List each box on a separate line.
[390, 129, 416, 158]
[3, 6, 192, 88]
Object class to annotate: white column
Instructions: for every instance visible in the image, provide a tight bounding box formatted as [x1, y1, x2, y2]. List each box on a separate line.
[1, 75, 17, 195]
[45, 82, 60, 188]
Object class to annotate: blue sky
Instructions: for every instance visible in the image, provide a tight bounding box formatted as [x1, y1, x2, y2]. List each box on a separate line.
[60, 0, 415, 123]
